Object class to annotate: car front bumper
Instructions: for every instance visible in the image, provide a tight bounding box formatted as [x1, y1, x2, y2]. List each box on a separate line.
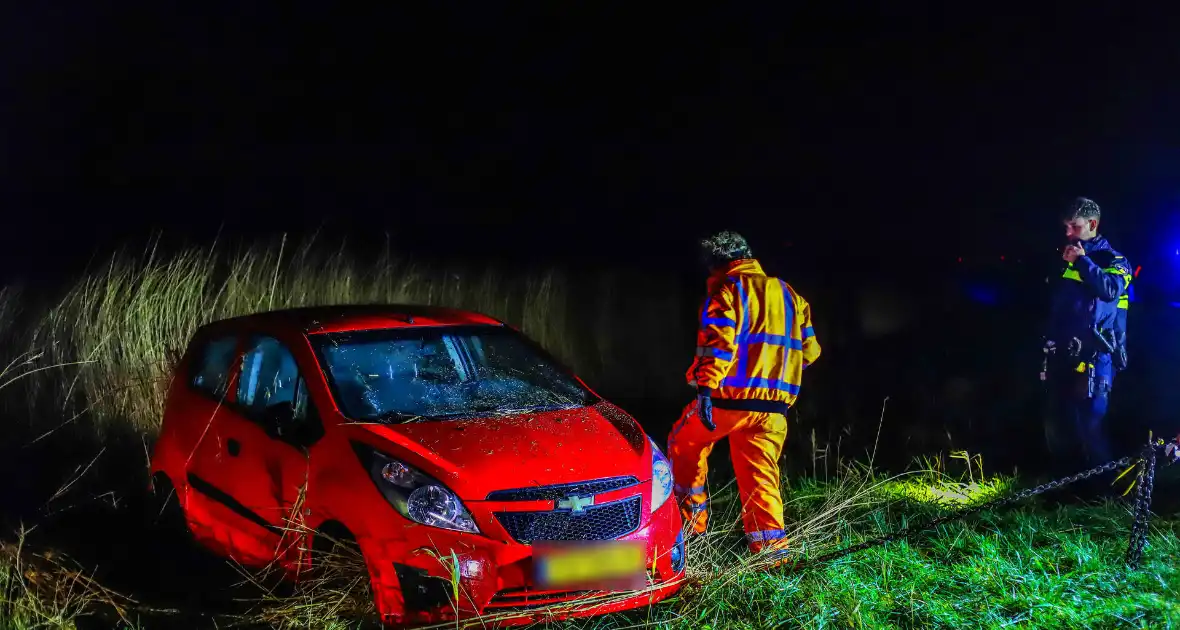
[357, 493, 687, 627]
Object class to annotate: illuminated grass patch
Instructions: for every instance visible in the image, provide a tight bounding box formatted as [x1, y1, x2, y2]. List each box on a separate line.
[881, 477, 1009, 506]
[880, 451, 1011, 507]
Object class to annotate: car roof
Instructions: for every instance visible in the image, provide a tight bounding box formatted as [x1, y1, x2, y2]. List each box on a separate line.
[194, 304, 506, 337]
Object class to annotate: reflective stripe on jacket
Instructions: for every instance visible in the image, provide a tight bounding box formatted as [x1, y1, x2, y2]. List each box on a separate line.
[1048, 234, 1131, 356]
[686, 258, 820, 413]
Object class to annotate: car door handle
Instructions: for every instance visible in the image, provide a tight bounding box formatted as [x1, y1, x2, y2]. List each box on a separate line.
[227, 438, 241, 457]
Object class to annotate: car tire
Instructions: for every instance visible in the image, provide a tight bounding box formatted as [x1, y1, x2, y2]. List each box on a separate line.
[310, 522, 364, 581]
[141, 472, 234, 611]
[308, 522, 377, 621]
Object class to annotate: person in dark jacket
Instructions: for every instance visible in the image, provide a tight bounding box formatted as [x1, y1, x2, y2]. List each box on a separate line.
[1041, 197, 1133, 473]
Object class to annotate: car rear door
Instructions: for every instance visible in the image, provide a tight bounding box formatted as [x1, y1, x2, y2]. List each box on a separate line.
[184, 332, 317, 568]
[177, 331, 263, 559]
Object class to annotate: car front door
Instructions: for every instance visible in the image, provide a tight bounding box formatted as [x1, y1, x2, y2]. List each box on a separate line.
[186, 333, 320, 569]
[234, 332, 327, 570]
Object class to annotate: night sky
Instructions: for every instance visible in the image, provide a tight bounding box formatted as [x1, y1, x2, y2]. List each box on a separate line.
[3, 4, 1179, 283]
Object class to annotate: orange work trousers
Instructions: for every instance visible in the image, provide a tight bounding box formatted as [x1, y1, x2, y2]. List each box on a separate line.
[666, 400, 789, 553]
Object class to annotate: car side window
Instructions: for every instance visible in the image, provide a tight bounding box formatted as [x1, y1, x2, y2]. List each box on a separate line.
[190, 336, 239, 399]
[236, 335, 318, 443]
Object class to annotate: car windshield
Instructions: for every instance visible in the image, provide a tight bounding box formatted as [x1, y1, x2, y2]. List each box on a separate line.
[310, 325, 598, 422]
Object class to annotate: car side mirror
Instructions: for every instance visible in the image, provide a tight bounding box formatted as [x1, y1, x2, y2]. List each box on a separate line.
[262, 402, 323, 447]
[263, 403, 297, 437]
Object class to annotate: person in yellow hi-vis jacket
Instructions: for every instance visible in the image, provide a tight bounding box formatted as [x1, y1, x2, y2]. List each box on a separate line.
[667, 230, 820, 565]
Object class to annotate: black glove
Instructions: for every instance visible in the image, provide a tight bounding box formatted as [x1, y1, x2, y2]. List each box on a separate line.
[697, 388, 715, 431]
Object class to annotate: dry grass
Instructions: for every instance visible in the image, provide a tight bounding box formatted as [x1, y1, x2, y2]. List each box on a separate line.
[0, 326, 132, 630]
[0, 286, 22, 335]
[223, 458, 1008, 629]
[19, 234, 692, 438]
[235, 529, 377, 629]
[0, 528, 135, 630]
[0, 456, 1176, 629]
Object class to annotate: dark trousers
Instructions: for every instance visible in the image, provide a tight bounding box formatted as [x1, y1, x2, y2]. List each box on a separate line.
[1044, 353, 1115, 473]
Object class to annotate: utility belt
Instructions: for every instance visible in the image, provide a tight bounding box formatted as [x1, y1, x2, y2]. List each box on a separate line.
[1042, 326, 1121, 398]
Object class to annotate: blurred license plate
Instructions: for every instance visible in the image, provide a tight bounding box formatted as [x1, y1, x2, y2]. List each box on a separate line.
[533, 540, 646, 591]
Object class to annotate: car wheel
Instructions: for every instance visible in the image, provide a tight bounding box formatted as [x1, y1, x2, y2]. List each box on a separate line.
[310, 522, 364, 581]
[142, 472, 231, 609]
[307, 523, 376, 620]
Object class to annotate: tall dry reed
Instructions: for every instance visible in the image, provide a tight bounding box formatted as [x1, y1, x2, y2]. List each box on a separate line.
[23, 234, 691, 438]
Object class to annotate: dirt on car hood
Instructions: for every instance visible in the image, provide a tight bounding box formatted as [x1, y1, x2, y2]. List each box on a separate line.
[354, 401, 652, 501]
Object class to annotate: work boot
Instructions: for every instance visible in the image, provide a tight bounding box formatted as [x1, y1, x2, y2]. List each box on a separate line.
[749, 537, 797, 570]
[678, 499, 709, 536]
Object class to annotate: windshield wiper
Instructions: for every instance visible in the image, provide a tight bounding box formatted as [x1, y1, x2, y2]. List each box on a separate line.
[371, 411, 430, 424]
[370, 402, 585, 423]
[470, 402, 582, 416]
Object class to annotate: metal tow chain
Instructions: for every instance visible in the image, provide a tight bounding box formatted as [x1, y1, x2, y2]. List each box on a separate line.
[1124, 441, 1158, 569]
[793, 442, 1165, 572]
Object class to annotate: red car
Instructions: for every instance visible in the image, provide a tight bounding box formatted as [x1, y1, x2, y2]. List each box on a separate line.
[148, 305, 686, 627]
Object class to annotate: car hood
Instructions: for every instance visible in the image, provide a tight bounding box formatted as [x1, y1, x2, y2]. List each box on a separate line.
[352, 402, 651, 501]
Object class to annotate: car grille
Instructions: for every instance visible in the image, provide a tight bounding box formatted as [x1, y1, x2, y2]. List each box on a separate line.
[494, 495, 643, 544]
[485, 476, 640, 502]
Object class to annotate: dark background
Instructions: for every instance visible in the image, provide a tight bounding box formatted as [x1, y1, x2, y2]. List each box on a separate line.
[3, 3, 1180, 473]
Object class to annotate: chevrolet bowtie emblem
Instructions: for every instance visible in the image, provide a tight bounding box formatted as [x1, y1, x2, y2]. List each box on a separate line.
[556, 494, 594, 514]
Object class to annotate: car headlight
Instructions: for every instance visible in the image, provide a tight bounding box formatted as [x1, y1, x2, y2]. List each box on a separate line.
[351, 441, 480, 534]
[649, 436, 673, 513]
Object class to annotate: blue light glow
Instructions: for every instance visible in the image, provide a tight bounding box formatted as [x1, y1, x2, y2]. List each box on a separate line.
[964, 284, 1000, 306]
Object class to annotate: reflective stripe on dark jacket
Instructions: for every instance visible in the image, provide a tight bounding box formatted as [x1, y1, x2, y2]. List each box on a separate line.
[1047, 234, 1131, 357]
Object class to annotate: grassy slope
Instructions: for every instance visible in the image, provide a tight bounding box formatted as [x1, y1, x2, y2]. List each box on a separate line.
[4, 469, 1177, 629]
[567, 469, 1180, 630]
[656, 500, 1180, 629]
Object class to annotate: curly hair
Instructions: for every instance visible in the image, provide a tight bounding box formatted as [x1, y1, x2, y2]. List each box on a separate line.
[700, 230, 753, 268]
[1063, 196, 1101, 222]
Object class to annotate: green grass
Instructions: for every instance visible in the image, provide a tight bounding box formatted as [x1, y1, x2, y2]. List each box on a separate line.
[557, 466, 1180, 630]
[651, 490, 1180, 629]
[669, 509, 1178, 629]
